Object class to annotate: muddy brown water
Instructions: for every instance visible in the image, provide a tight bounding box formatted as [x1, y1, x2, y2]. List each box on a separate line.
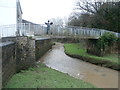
[39, 43, 119, 88]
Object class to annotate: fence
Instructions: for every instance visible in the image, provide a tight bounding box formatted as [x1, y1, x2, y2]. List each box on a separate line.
[50, 25, 119, 37]
[0, 23, 119, 38]
[0, 24, 16, 37]
[20, 23, 46, 36]
[0, 23, 46, 37]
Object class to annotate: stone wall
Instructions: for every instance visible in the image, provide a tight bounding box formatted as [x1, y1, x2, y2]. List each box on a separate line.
[86, 39, 101, 56]
[1, 37, 53, 87]
[15, 37, 36, 72]
[35, 38, 52, 61]
[52, 37, 81, 43]
[1, 42, 16, 86]
[1, 37, 36, 72]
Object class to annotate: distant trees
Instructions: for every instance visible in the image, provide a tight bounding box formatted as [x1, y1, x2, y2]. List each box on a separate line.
[68, 0, 120, 33]
[50, 17, 64, 26]
[68, 13, 91, 27]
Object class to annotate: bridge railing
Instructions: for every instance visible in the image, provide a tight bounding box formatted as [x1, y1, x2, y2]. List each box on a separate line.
[0, 23, 119, 38]
[0, 24, 16, 37]
[50, 25, 119, 37]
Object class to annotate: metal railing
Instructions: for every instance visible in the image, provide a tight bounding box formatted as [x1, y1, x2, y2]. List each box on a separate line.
[50, 25, 119, 37]
[0, 23, 119, 38]
[0, 24, 16, 37]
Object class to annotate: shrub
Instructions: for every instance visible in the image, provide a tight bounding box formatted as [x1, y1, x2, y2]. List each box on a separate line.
[97, 32, 117, 53]
[28, 36, 33, 39]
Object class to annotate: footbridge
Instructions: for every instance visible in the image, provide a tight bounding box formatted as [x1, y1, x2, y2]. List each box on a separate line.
[0, 23, 119, 38]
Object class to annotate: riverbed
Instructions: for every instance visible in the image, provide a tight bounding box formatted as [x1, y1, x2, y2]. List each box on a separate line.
[39, 43, 119, 88]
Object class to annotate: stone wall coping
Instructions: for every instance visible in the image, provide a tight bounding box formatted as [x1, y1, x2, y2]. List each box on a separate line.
[35, 38, 51, 41]
[2, 36, 16, 39]
[2, 36, 28, 39]
[87, 38, 99, 40]
[0, 41, 15, 47]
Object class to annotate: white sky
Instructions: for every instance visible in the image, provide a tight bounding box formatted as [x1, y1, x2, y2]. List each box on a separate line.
[20, 0, 76, 24]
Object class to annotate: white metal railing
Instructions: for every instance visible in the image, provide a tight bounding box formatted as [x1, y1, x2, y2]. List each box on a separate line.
[0, 23, 119, 38]
[0, 24, 16, 37]
[50, 25, 119, 37]
[19, 23, 47, 36]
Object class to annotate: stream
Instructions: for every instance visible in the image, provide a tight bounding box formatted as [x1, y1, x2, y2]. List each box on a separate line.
[39, 43, 119, 88]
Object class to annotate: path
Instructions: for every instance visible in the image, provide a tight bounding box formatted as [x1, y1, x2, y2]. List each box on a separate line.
[39, 43, 119, 88]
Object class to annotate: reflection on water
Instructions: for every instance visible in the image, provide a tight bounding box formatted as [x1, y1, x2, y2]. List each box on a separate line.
[39, 43, 119, 88]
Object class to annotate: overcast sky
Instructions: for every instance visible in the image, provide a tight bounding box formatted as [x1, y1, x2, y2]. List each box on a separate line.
[20, 0, 76, 24]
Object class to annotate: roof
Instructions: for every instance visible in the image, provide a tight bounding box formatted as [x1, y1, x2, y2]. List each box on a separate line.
[22, 19, 39, 25]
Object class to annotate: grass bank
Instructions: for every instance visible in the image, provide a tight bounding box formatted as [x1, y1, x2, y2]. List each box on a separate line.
[64, 43, 119, 71]
[4, 63, 96, 88]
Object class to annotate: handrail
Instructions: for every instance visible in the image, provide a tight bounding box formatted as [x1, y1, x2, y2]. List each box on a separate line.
[0, 23, 119, 38]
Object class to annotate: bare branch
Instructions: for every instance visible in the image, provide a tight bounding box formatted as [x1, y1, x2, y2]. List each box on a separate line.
[76, 0, 105, 14]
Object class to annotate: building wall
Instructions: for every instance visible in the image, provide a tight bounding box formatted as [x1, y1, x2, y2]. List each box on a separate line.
[17, 0, 23, 36]
[0, 0, 23, 37]
[0, 0, 17, 25]
[17, 0, 22, 24]
[0, 0, 17, 37]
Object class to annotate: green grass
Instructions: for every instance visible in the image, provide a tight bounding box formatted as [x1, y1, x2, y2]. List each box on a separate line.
[4, 63, 96, 88]
[64, 43, 119, 70]
[103, 54, 118, 63]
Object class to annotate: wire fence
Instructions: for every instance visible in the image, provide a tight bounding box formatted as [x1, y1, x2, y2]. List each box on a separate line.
[0, 23, 119, 38]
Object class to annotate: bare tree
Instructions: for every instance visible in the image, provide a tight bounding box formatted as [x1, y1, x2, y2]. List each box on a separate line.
[76, 0, 105, 14]
[68, 0, 120, 32]
[50, 17, 64, 26]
